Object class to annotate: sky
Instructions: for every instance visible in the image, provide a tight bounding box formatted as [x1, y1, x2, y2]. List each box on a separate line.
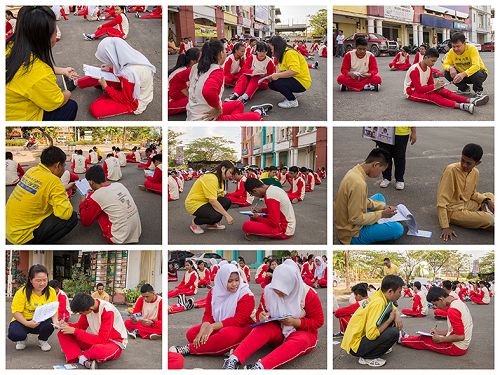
[278, 6, 324, 25]
[170, 126, 242, 159]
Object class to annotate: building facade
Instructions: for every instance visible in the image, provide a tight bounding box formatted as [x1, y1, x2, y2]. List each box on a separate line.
[470, 6, 493, 44]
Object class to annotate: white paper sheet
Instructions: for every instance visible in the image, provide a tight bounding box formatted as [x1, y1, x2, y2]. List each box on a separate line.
[239, 211, 267, 217]
[75, 178, 92, 195]
[83, 64, 120, 82]
[416, 330, 433, 337]
[33, 301, 59, 323]
[144, 170, 154, 177]
[378, 204, 432, 238]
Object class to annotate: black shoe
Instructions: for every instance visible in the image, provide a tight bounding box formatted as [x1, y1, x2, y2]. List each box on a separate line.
[313, 61, 319, 69]
[373, 84, 379, 92]
[340, 84, 347, 92]
[222, 357, 239, 369]
[238, 96, 249, 105]
[83, 359, 97, 370]
[169, 345, 190, 356]
[250, 103, 273, 117]
[224, 93, 239, 102]
[471, 94, 489, 106]
[244, 362, 263, 370]
[185, 298, 194, 310]
[63, 76, 77, 91]
[333, 331, 344, 338]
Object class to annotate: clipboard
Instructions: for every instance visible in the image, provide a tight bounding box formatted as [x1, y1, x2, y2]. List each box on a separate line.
[250, 314, 292, 328]
[376, 301, 393, 327]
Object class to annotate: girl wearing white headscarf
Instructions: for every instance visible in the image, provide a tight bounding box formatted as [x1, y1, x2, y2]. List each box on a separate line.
[312, 256, 327, 288]
[167, 260, 198, 299]
[76, 37, 156, 119]
[209, 258, 219, 281]
[169, 262, 254, 357]
[226, 259, 324, 370]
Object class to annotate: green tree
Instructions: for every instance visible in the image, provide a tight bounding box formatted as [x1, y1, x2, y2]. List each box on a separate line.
[168, 129, 184, 160]
[479, 250, 494, 274]
[308, 9, 327, 37]
[422, 250, 457, 280]
[399, 250, 426, 284]
[443, 252, 472, 280]
[183, 136, 236, 162]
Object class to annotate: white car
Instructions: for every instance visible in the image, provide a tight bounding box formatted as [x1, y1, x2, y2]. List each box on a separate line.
[186, 253, 223, 268]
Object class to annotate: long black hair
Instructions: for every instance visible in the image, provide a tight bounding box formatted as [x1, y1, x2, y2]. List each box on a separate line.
[232, 42, 244, 55]
[6, 6, 57, 84]
[168, 47, 200, 75]
[24, 264, 50, 303]
[198, 39, 224, 75]
[210, 160, 235, 188]
[268, 35, 294, 63]
[6, 10, 16, 19]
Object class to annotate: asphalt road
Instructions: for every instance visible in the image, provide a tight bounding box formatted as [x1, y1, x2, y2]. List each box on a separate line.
[333, 52, 494, 121]
[168, 44, 327, 121]
[6, 146, 162, 245]
[168, 178, 327, 245]
[168, 268, 327, 369]
[5, 301, 162, 369]
[333, 292, 494, 369]
[52, 10, 162, 121]
[333, 127, 494, 244]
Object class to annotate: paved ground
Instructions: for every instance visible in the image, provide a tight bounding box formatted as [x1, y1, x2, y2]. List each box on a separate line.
[5, 300, 162, 369]
[168, 268, 327, 369]
[333, 52, 494, 121]
[168, 178, 327, 245]
[333, 292, 494, 369]
[6, 145, 162, 245]
[168, 44, 327, 121]
[333, 127, 494, 244]
[52, 10, 162, 121]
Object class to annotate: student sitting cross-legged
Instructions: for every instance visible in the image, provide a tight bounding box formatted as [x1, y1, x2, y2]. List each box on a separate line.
[125, 284, 162, 340]
[400, 281, 427, 317]
[334, 284, 369, 336]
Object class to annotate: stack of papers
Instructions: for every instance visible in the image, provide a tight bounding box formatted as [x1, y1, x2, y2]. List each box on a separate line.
[377, 204, 432, 238]
[83, 64, 120, 83]
[75, 179, 92, 196]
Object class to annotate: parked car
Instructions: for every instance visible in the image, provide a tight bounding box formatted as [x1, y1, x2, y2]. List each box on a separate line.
[481, 41, 494, 52]
[168, 250, 194, 270]
[186, 252, 223, 268]
[439, 39, 482, 54]
[343, 33, 399, 57]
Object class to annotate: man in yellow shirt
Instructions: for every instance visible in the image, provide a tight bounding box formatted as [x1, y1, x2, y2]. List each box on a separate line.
[437, 143, 494, 242]
[341, 275, 405, 367]
[335, 148, 403, 244]
[442, 32, 489, 97]
[91, 283, 111, 302]
[383, 258, 399, 276]
[6, 146, 78, 244]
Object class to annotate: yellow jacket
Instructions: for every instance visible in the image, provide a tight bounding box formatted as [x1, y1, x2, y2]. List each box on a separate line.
[442, 44, 488, 77]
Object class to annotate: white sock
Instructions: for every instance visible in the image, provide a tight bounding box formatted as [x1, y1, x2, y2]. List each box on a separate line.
[460, 103, 466, 109]
[240, 93, 249, 100]
[91, 34, 95, 38]
[228, 354, 239, 363]
[78, 355, 88, 365]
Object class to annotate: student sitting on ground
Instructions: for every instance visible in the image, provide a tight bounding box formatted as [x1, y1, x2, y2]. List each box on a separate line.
[312, 256, 327, 288]
[434, 280, 460, 318]
[141, 154, 162, 194]
[302, 167, 315, 192]
[126, 147, 141, 163]
[72, 149, 88, 174]
[6, 146, 78, 244]
[389, 47, 411, 71]
[57, 292, 128, 369]
[168, 260, 199, 298]
[400, 286, 473, 356]
[79, 165, 142, 244]
[86, 149, 99, 165]
[341, 275, 405, 367]
[242, 178, 296, 240]
[91, 283, 110, 302]
[49, 279, 71, 322]
[115, 147, 127, 166]
[337, 37, 382, 92]
[437, 143, 494, 242]
[103, 153, 122, 181]
[404, 48, 487, 114]
[286, 166, 305, 203]
[335, 148, 403, 245]
[400, 281, 427, 317]
[6, 151, 24, 185]
[168, 48, 201, 116]
[168, 170, 180, 201]
[470, 280, 491, 305]
[197, 260, 212, 288]
[301, 254, 316, 286]
[223, 42, 246, 86]
[334, 284, 369, 337]
[137, 148, 153, 169]
[83, 6, 129, 40]
[226, 168, 254, 207]
[125, 283, 162, 340]
[238, 257, 251, 283]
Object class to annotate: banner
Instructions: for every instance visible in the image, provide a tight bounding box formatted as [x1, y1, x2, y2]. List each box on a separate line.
[362, 126, 395, 145]
[195, 24, 217, 38]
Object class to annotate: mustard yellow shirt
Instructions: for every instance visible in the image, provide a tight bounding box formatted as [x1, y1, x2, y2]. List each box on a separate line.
[436, 162, 487, 228]
[395, 127, 411, 136]
[11, 286, 57, 322]
[185, 173, 224, 215]
[383, 264, 399, 276]
[91, 290, 110, 302]
[6, 45, 65, 121]
[335, 164, 385, 244]
[6, 163, 73, 244]
[341, 289, 394, 354]
[279, 48, 312, 90]
[260, 172, 270, 179]
[442, 44, 488, 77]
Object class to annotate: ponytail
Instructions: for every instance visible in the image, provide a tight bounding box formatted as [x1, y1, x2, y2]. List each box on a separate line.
[198, 39, 224, 75]
[168, 47, 200, 75]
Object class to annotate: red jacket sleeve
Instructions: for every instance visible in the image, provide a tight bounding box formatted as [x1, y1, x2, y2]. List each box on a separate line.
[413, 54, 419, 64]
[154, 299, 162, 326]
[296, 178, 304, 193]
[202, 69, 223, 108]
[340, 53, 351, 75]
[299, 289, 324, 333]
[103, 161, 109, 177]
[334, 301, 360, 318]
[221, 293, 255, 327]
[409, 67, 434, 94]
[147, 167, 162, 184]
[74, 309, 116, 345]
[266, 60, 276, 76]
[412, 294, 422, 312]
[368, 54, 379, 76]
[17, 164, 25, 176]
[58, 293, 68, 319]
[104, 77, 137, 107]
[447, 307, 465, 335]
[241, 55, 253, 74]
[255, 197, 281, 228]
[133, 295, 144, 314]
[69, 314, 90, 330]
[183, 272, 197, 289]
[79, 195, 103, 226]
[390, 53, 399, 66]
[255, 293, 266, 321]
[202, 289, 215, 323]
[179, 42, 186, 55]
[101, 14, 121, 28]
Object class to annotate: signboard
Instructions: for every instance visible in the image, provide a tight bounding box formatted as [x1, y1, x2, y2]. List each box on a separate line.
[254, 6, 269, 24]
[384, 6, 414, 23]
[362, 126, 395, 145]
[453, 22, 469, 30]
[84, 130, 92, 141]
[242, 17, 252, 28]
[194, 24, 217, 38]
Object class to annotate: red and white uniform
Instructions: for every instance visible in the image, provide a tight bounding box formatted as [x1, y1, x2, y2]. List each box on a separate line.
[337, 50, 381, 91]
[413, 52, 424, 64]
[94, 13, 129, 39]
[245, 45, 255, 59]
[255, 264, 270, 287]
[6, 159, 24, 185]
[297, 44, 309, 57]
[305, 172, 315, 192]
[404, 63, 468, 108]
[401, 298, 473, 356]
[87, 151, 99, 164]
[401, 290, 428, 317]
[116, 151, 127, 167]
[103, 157, 122, 181]
[313, 172, 321, 185]
[79, 183, 142, 244]
[403, 288, 413, 297]
[435, 290, 460, 317]
[168, 66, 191, 115]
[139, 6, 162, 19]
[389, 52, 410, 70]
[312, 257, 327, 287]
[58, 299, 127, 364]
[210, 262, 219, 281]
[57, 289, 71, 322]
[145, 163, 162, 195]
[233, 54, 275, 99]
[310, 43, 319, 53]
[223, 54, 245, 86]
[241, 265, 251, 283]
[301, 261, 316, 286]
[319, 44, 327, 57]
[124, 295, 162, 339]
[198, 267, 211, 287]
[168, 174, 179, 201]
[72, 154, 88, 174]
[334, 300, 365, 333]
[242, 185, 296, 239]
[178, 41, 188, 55]
[226, 176, 254, 207]
[168, 270, 199, 298]
[287, 176, 305, 202]
[279, 172, 291, 187]
[138, 155, 153, 169]
[471, 286, 490, 304]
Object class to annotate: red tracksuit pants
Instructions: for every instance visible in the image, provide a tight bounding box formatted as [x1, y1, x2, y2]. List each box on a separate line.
[334, 309, 352, 333]
[77, 76, 135, 119]
[232, 322, 318, 369]
[168, 288, 195, 299]
[194, 297, 208, 308]
[168, 352, 184, 369]
[168, 96, 188, 115]
[287, 191, 303, 202]
[400, 335, 467, 356]
[242, 220, 289, 239]
[140, 7, 162, 19]
[198, 278, 211, 287]
[234, 75, 268, 99]
[318, 278, 327, 287]
[337, 74, 382, 92]
[144, 178, 162, 194]
[407, 88, 468, 109]
[389, 62, 411, 70]
[124, 319, 161, 339]
[58, 332, 123, 363]
[168, 304, 186, 314]
[186, 324, 251, 355]
[401, 308, 425, 317]
[302, 276, 315, 287]
[96, 212, 114, 244]
[94, 26, 125, 39]
[224, 74, 240, 87]
[217, 101, 262, 121]
[226, 192, 250, 207]
[471, 296, 487, 304]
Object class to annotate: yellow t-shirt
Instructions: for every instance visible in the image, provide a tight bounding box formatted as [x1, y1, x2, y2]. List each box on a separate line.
[442, 44, 488, 77]
[185, 173, 224, 215]
[91, 290, 110, 302]
[395, 127, 411, 136]
[260, 172, 270, 179]
[11, 286, 57, 322]
[278, 48, 312, 90]
[6, 163, 74, 244]
[6, 46, 65, 121]
[383, 264, 399, 276]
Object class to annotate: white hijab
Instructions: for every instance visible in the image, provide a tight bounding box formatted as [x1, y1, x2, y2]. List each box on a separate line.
[313, 256, 326, 279]
[264, 259, 306, 338]
[211, 263, 252, 322]
[95, 37, 156, 100]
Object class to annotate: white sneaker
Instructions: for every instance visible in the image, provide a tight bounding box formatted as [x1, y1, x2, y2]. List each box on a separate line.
[395, 181, 405, 190]
[358, 357, 386, 367]
[277, 99, 299, 108]
[38, 339, 51, 351]
[16, 340, 26, 350]
[206, 223, 226, 230]
[379, 179, 390, 188]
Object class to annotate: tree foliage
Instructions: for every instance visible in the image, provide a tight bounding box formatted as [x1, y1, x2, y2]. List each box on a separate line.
[308, 9, 327, 37]
[479, 250, 494, 274]
[183, 136, 236, 163]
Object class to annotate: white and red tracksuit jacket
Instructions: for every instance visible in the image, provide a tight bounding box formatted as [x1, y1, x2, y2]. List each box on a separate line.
[288, 176, 305, 200]
[341, 50, 378, 76]
[186, 63, 224, 121]
[240, 54, 275, 78]
[403, 63, 433, 98]
[301, 262, 315, 280]
[306, 172, 315, 191]
[101, 13, 129, 39]
[258, 185, 297, 236]
[57, 290, 71, 321]
[223, 53, 245, 78]
[131, 295, 162, 326]
[446, 298, 473, 351]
